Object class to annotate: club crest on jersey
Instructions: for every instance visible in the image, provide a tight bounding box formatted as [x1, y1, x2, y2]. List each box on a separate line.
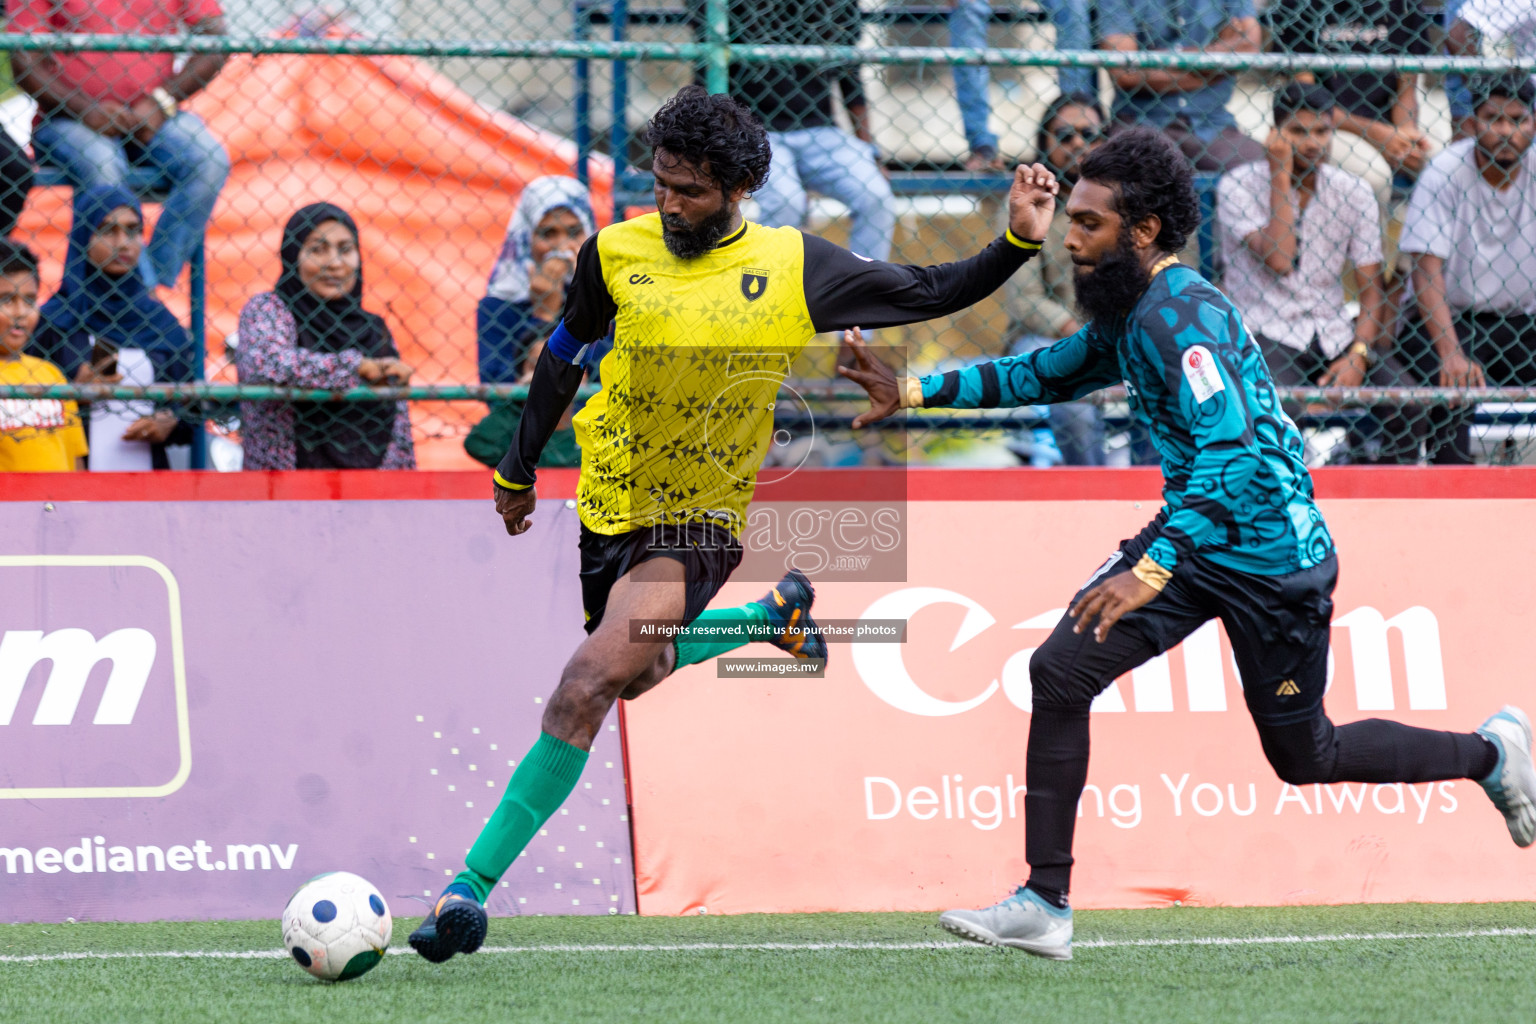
[741, 268, 768, 302]
[1181, 345, 1226, 404]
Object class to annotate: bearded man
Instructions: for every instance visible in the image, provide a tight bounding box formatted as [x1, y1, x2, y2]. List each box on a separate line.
[841, 125, 1536, 961]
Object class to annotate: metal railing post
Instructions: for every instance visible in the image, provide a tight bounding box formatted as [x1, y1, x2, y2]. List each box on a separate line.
[189, 239, 207, 470]
[8, 33, 1534, 78]
[610, 0, 630, 220]
[704, 0, 728, 94]
[574, 1, 592, 186]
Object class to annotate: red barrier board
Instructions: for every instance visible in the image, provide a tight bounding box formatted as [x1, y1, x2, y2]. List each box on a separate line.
[5, 465, 1536, 502]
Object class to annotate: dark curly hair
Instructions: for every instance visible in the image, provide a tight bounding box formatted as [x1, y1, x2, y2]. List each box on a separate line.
[0, 239, 38, 280]
[642, 85, 773, 197]
[1078, 126, 1200, 253]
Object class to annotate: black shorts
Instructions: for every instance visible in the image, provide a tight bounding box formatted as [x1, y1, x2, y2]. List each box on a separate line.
[578, 521, 743, 635]
[1039, 544, 1338, 726]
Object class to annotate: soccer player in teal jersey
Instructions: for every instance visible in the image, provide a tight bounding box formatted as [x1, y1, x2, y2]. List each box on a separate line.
[842, 127, 1536, 961]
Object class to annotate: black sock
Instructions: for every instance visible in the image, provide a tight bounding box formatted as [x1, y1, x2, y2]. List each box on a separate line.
[1332, 719, 1499, 783]
[1023, 704, 1091, 900]
[1262, 714, 1501, 784]
[1025, 880, 1071, 909]
[1476, 734, 1500, 780]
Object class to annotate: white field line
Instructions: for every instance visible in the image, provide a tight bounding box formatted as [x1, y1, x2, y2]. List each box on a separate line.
[0, 926, 1532, 964]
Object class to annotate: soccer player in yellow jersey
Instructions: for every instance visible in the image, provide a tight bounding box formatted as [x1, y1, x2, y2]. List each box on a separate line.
[410, 85, 1060, 961]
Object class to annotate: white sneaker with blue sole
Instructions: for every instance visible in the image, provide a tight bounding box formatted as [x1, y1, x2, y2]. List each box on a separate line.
[1476, 705, 1536, 848]
[939, 886, 1073, 960]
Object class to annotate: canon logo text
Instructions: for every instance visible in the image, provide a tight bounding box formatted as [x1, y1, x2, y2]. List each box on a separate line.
[853, 588, 1450, 717]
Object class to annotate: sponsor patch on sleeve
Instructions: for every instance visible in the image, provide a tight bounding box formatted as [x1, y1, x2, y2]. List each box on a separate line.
[1181, 345, 1225, 404]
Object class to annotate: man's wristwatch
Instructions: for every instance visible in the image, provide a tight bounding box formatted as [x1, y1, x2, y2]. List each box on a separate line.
[150, 87, 179, 121]
[1346, 341, 1374, 366]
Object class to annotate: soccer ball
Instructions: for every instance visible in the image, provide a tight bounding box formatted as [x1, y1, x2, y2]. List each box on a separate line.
[281, 871, 392, 982]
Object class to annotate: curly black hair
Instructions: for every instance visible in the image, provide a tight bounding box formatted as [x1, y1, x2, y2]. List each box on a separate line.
[1078, 126, 1200, 253]
[0, 238, 38, 280]
[642, 85, 773, 197]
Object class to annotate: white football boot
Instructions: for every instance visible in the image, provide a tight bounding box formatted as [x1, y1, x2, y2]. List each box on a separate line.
[939, 886, 1073, 961]
[1476, 705, 1536, 848]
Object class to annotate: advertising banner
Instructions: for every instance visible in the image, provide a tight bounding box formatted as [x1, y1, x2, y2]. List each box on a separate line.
[5, 470, 1532, 921]
[625, 494, 1536, 914]
[0, 498, 632, 923]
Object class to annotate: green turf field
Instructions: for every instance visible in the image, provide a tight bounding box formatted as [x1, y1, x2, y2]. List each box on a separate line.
[2, 902, 1533, 1023]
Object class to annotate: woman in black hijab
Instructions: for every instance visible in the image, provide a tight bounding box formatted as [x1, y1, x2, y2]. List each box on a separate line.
[235, 203, 416, 469]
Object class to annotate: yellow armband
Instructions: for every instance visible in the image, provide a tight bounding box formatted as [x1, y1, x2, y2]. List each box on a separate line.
[493, 470, 532, 491]
[900, 377, 925, 410]
[1130, 554, 1173, 592]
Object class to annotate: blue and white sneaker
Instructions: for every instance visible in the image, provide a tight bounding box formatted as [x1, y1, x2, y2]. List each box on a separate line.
[1476, 705, 1536, 848]
[939, 886, 1073, 960]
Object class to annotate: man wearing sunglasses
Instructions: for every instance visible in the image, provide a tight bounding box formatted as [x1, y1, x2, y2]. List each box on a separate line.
[1004, 93, 1111, 465]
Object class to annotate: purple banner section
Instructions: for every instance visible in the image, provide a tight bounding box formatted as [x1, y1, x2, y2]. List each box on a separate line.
[0, 500, 632, 923]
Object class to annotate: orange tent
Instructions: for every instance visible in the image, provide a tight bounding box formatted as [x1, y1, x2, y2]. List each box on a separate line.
[18, 52, 615, 469]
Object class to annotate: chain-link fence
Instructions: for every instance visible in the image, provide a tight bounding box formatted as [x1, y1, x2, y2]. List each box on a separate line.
[0, 2, 1534, 471]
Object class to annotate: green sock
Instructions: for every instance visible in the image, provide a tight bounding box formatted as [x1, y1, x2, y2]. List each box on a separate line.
[672, 602, 771, 669]
[454, 731, 588, 902]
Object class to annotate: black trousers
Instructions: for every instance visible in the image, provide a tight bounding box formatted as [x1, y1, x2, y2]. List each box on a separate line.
[1022, 550, 1495, 898]
[1396, 311, 1536, 464]
[1254, 333, 1425, 464]
[0, 130, 33, 237]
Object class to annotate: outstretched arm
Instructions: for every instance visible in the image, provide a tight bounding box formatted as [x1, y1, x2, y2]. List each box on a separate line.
[803, 164, 1058, 333]
[838, 323, 1120, 427]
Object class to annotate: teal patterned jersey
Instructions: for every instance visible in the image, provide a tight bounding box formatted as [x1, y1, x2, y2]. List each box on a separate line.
[919, 263, 1334, 576]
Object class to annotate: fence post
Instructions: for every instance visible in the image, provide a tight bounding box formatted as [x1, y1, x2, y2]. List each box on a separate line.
[704, 0, 728, 94]
[611, 0, 630, 205]
[574, 0, 592, 187]
[189, 239, 207, 470]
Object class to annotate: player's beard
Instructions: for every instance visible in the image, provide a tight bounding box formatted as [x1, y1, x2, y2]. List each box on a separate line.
[1072, 228, 1154, 325]
[660, 204, 736, 259]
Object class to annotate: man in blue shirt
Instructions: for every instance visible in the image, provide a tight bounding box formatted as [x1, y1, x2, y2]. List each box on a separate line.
[841, 128, 1536, 961]
[1097, 0, 1264, 171]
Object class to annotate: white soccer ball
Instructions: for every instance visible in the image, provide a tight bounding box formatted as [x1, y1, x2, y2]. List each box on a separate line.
[281, 871, 392, 982]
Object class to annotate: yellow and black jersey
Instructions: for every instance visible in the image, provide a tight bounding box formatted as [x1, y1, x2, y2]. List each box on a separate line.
[495, 212, 1039, 536]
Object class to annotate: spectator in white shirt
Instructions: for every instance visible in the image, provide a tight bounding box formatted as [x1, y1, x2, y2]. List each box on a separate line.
[1400, 73, 1536, 460]
[1449, 0, 1536, 138]
[1218, 83, 1420, 462]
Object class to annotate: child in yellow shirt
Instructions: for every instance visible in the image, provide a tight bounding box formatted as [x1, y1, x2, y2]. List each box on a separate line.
[0, 240, 87, 471]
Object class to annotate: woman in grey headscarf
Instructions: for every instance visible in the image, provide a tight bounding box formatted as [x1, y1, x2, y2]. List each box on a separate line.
[476, 176, 594, 384]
